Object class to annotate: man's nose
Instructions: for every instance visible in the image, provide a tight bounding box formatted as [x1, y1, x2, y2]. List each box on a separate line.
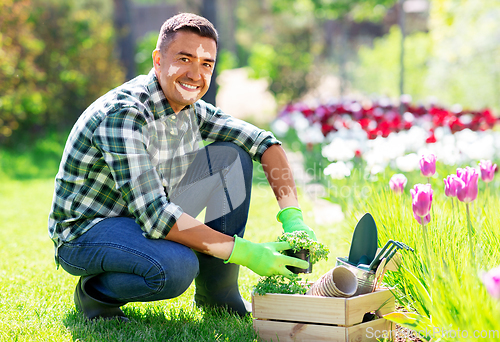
[187, 62, 202, 81]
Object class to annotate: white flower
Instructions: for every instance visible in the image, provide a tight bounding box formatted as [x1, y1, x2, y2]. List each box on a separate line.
[270, 119, 289, 137]
[321, 138, 359, 162]
[297, 123, 324, 144]
[396, 153, 420, 172]
[324, 161, 351, 179]
[290, 112, 310, 131]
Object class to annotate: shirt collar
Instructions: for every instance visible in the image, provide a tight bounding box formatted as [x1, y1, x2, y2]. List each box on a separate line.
[146, 69, 193, 119]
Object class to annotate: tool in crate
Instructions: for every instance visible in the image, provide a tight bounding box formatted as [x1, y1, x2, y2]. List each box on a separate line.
[336, 213, 414, 295]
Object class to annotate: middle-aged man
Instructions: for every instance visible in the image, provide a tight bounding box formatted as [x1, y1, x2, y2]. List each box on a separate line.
[48, 12, 318, 321]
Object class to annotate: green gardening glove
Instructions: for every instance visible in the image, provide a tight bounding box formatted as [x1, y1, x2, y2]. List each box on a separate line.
[225, 236, 310, 279]
[277, 207, 317, 241]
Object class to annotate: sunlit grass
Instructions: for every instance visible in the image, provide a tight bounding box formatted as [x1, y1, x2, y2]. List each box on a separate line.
[5, 133, 499, 341]
[0, 161, 347, 341]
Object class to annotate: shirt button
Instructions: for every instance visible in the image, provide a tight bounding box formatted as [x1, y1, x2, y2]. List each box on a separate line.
[171, 115, 177, 120]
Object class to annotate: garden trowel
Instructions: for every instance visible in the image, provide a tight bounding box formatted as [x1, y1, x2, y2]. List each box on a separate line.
[347, 212, 378, 268]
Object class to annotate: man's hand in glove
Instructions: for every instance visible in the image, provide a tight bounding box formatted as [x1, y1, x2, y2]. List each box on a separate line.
[225, 236, 309, 279]
[277, 207, 317, 241]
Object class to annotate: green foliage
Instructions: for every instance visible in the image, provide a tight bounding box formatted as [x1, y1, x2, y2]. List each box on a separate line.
[0, 0, 45, 140]
[353, 26, 431, 101]
[271, 0, 397, 21]
[352, 0, 500, 112]
[277, 231, 329, 264]
[135, 32, 157, 76]
[247, 43, 278, 81]
[245, 22, 315, 103]
[234, 0, 318, 104]
[0, 0, 124, 145]
[0, 130, 67, 179]
[216, 49, 239, 74]
[237, 0, 398, 104]
[253, 275, 310, 296]
[426, 0, 500, 111]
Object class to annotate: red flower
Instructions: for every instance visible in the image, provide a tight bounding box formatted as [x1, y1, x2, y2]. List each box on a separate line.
[426, 130, 437, 143]
[321, 123, 335, 136]
[358, 118, 371, 130]
[367, 129, 378, 140]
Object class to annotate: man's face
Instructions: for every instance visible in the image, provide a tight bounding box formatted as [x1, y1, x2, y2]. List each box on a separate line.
[153, 30, 217, 113]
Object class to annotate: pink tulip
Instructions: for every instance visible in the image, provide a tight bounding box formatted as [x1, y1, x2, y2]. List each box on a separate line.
[419, 154, 437, 178]
[479, 160, 497, 183]
[443, 174, 464, 197]
[389, 174, 407, 193]
[481, 266, 500, 299]
[456, 167, 479, 203]
[413, 212, 431, 225]
[410, 183, 433, 218]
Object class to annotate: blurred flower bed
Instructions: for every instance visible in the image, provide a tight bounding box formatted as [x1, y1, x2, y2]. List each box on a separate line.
[271, 97, 500, 177]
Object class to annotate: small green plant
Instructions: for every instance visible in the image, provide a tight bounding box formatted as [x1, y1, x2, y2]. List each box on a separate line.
[253, 276, 310, 296]
[253, 231, 330, 295]
[277, 231, 329, 264]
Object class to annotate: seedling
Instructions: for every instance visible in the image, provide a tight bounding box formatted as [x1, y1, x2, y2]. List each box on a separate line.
[253, 275, 310, 296]
[277, 231, 329, 265]
[253, 231, 330, 295]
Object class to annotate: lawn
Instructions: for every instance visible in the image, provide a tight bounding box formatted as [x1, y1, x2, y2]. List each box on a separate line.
[0, 156, 348, 341]
[4, 136, 500, 342]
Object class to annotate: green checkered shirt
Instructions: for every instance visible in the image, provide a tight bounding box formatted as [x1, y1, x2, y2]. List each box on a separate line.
[48, 69, 279, 254]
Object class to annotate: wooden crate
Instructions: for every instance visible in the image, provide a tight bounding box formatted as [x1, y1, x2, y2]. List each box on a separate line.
[252, 288, 395, 342]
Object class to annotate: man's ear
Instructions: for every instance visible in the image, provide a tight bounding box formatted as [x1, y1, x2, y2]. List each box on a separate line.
[152, 49, 161, 71]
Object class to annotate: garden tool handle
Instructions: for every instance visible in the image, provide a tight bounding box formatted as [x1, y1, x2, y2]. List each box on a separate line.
[369, 243, 396, 270]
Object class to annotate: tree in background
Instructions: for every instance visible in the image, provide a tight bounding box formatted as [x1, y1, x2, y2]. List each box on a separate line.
[353, 26, 431, 101]
[0, 0, 45, 141]
[0, 0, 124, 145]
[238, 0, 398, 104]
[352, 0, 500, 112]
[426, 0, 500, 110]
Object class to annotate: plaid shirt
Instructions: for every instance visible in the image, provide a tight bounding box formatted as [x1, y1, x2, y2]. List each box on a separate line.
[48, 69, 279, 254]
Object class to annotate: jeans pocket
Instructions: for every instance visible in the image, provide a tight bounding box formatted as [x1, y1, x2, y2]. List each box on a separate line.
[58, 254, 88, 276]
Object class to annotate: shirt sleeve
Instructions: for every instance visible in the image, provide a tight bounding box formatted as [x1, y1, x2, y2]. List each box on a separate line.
[194, 100, 281, 163]
[93, 107, 183, 239]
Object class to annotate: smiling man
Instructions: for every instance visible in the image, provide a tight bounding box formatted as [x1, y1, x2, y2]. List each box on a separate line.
[48, 13, 317, 322]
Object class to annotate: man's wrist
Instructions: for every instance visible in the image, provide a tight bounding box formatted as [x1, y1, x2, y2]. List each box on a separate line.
[277, 206, 303, 223]
[225, 236, 245, 264]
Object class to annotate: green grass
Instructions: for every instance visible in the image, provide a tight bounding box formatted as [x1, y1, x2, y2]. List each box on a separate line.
[11, 132, 500, 341]
[0, 151, 347, 341]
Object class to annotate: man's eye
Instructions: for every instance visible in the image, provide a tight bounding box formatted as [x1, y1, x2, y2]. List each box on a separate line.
[204, 63, 213, 68]
[180, 57, 189, 62]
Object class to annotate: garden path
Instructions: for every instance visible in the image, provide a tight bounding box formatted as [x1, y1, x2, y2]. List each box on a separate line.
[287, 151, 345, 225]
[216, 67, 344, 226]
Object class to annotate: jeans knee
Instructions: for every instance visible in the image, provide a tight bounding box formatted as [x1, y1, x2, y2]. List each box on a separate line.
[147, 247, 199, 299]
[209, 142, 253, 175]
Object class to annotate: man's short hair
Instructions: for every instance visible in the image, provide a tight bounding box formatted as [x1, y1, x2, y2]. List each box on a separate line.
[156, 13, 218, 53]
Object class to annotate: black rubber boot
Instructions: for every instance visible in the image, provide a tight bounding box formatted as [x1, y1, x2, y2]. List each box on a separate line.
[194, 251, 251, 317]
[74, 276, 129, 322]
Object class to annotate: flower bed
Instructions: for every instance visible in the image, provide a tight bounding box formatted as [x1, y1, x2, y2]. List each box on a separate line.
[272, 98, 500, 175]
[270, 98, 500, 340]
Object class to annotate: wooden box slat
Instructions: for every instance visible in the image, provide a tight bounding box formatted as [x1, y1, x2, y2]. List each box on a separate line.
[252, 288, 395, 326]
[253, 317, 394, 342]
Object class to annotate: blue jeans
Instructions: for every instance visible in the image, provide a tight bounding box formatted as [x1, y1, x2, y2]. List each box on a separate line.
[58, 142, 253, 303]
